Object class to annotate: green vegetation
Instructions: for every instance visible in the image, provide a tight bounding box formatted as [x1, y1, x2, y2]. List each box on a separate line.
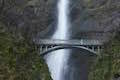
[0, 22, 52, 80]
[89, 31, 120, 80]
[88, 0, 120, 80]
[0, 0, 120, 80]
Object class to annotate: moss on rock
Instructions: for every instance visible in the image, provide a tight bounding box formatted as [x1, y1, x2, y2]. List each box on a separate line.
[0, 22, 52, 80]
[89, 31, 120, 80]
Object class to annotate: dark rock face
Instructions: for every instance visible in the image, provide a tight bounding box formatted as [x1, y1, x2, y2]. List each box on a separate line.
[32, 0, 120, 41]
[1, 0, 120, 40]
[68, 0, 120, 40]
[0, 0, 56, 39]
[1, 0, 120, 80]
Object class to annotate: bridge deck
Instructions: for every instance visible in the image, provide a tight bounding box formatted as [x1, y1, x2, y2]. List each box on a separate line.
[36, 39, 103, 46]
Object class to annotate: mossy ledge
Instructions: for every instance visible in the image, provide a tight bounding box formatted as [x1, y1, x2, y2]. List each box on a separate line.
[0, 22, 52, 80]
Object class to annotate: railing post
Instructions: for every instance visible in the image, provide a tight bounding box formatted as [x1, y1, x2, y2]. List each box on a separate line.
[45, 46, 48, 51]
[97, 46, 101, 53]
[92, 46, 95, 51]
[40, 45, 43, 53]
[50, 45, 54, 48]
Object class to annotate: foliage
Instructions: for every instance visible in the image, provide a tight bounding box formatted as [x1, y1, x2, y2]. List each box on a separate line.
[89, 31, 120, 80]
[88, 0, 120, 80]
[0, 22, 52, 80]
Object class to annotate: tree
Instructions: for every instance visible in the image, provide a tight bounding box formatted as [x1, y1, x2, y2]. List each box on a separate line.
[89, 30, 120, 80]
[0, 22, 52, 80]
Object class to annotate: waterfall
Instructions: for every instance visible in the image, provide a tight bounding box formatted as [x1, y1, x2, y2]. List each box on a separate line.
[44, 0, 70, 80]
[53, 0, 69, 39]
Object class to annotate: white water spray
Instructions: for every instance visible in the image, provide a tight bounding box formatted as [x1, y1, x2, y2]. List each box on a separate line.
[53, 0, 69, 39]
[44, 0, 70, 80]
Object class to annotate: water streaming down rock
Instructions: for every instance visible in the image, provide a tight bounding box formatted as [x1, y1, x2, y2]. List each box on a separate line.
[53, 0, 69, 39]
[44, 0, 70, 80]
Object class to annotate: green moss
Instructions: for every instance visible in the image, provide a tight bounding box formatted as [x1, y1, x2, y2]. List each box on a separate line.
[89, 32, 120, 80]
[0, 22, 52, 80]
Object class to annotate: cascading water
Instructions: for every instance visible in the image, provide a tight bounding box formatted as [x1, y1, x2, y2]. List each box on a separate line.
[44, 0, 70, 80]
[53, 0, 69, 39]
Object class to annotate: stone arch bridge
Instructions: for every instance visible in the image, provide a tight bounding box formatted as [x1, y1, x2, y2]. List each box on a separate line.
[35, 39, 103, 56]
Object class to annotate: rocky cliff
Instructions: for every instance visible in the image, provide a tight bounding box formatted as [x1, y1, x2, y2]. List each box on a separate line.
[0, 0, 120, 40]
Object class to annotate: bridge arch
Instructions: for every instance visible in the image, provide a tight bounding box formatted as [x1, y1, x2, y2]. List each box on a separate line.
[40, 46, 98, 56]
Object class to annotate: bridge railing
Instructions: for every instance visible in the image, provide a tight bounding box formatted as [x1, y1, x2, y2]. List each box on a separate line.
[34, 39, 104, 55]
[35, 39, 103, 46]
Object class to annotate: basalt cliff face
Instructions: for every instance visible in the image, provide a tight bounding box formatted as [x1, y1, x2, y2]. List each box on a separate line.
[0, 0, 120, 40]
[0, 0, 54, 80]
[0, 0, 120, 80]
[0, 0, 55, 38]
